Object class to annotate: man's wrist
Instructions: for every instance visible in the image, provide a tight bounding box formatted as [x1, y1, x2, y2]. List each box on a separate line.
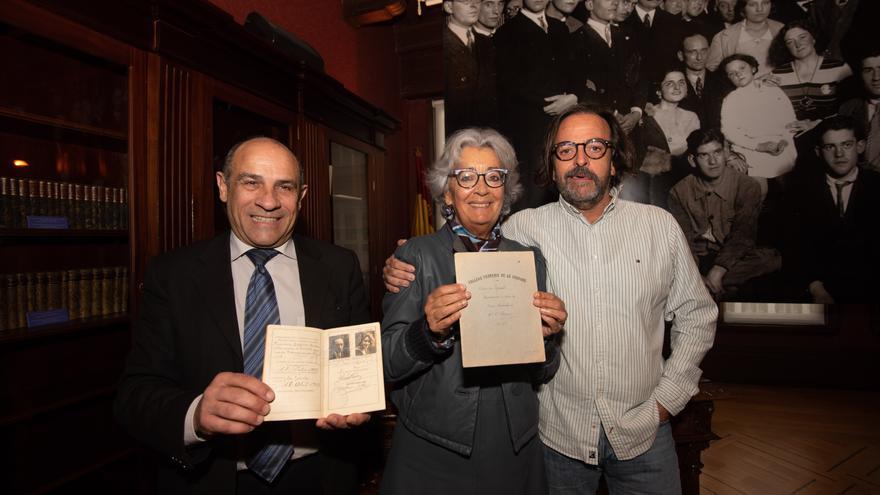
[185, 394, 208, 446]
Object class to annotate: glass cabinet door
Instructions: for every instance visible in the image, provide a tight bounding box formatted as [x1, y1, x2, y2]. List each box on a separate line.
[329, 141, 369, 286]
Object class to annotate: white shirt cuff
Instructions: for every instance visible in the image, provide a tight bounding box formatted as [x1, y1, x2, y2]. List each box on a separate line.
[184, 394, 207, 446]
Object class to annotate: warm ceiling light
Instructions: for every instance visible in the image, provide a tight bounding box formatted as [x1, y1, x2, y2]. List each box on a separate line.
[13, 159, 29, 168]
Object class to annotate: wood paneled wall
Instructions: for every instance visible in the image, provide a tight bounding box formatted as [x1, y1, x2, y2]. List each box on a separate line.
[297, 118, 331, 242]
[157, 61, 194, 251]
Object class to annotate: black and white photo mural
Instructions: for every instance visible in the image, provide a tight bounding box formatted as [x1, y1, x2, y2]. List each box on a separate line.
[442, 0, 879, 306]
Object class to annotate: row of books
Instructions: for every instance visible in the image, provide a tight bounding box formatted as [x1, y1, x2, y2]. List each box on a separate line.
[1, 266, 129, 331]
[0, 177, 129, 230]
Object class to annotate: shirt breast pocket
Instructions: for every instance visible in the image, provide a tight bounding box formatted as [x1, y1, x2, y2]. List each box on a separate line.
[613, 245, 670, 305]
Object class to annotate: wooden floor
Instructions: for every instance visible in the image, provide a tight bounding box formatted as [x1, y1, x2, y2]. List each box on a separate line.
[700, 383, 880, 495]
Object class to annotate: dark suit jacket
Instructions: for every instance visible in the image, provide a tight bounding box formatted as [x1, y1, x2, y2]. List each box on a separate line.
[681, 14, 718, 42]
[114, 233, 370, 494]
[805, 0, 859, 60]
[771, 0, 809, 23]
[784, 168, 880, 302]
[472, 31, 498, 130]
[840, 0, 878, 68]
[571, 22, 646, 115]
[679, 70, 727, 130]
[840, 97, 880, 169]
[622, 114, 690, 210]
[701, 11, 728, 41]
[494, 13, 578, 126]
[494, 13, 580, 208]
[623, 8, 685, 84]
[443, 26, 497, 134]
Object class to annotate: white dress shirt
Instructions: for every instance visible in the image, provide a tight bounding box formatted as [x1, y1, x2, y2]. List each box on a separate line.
[502, 191, 717, 464]
[826, 167, 859, 214]
[634, 4, 655, 26]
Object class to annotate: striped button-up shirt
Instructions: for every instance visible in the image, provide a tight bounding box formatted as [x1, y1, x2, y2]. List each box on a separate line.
[502, 190, 717, 463]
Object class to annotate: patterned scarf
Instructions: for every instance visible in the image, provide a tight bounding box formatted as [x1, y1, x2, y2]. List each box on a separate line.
[445, 208, 503, 252]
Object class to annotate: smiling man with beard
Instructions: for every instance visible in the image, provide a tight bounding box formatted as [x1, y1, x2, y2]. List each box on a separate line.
[383, 104, 717, 494]
[508, 104, 716, 494]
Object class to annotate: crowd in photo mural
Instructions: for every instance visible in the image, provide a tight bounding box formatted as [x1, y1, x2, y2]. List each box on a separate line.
[443, 0, 880, 304]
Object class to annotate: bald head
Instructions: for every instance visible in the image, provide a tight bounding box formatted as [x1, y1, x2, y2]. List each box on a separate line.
[223, 137, 301, 182]
[216, 136, 308, 248]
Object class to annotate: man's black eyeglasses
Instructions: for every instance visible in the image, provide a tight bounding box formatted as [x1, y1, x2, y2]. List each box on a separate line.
[551, 139, 614, 161]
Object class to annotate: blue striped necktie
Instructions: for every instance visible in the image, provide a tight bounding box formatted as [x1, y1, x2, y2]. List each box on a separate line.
[243, 248, 293, 483]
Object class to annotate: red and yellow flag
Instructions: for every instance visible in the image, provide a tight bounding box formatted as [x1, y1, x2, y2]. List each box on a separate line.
[411, 147, 435, 237]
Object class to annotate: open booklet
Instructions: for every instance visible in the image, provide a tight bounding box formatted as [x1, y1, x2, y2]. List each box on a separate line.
[262, 321, 386, 421]
[454, 251, 545, 368]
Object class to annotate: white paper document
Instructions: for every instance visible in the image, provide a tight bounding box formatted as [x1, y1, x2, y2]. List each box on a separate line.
[262, 321, 386, 421]
[454, 251, 545, 367]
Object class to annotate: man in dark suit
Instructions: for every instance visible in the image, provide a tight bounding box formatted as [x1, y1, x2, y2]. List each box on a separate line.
[839, 48, 880, 172]
[475, 0, 503, 35]
[494, 0, 580, 210]
[704, 0, 737, 39]
[443, 0, 496, 133]
[785, 116, 880, 303]
[682, 0, 718, 40]
[329, 336, 349, 360]
[546, 0, 585, 32]
[573, 0, 646, 128]
[114, 137, 371, 494]
[623, 0, 686, 84]
[804, 0, 859, 61]
[769, 0, 809, 23]
[677, 32, 727, 129]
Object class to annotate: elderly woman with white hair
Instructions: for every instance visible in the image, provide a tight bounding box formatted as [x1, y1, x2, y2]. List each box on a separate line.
[379, 127, 567, 494]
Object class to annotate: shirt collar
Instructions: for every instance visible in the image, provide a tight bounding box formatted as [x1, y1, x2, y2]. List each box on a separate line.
[520, 8, 548, 29]
[740, 24, 774, 42]
[634, 5, 655, 21]
[587, 18, 612, 40]
[473, 24, 494, 36]
[694, 166, 736, 201]
[825, 166, 859, 187]
[686, 69, 706, 84]
[447, 22, 472, 45]
[229, 232, 296, 263]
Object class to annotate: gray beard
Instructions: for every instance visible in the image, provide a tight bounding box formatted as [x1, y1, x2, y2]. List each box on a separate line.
[556, 166, 609, 210]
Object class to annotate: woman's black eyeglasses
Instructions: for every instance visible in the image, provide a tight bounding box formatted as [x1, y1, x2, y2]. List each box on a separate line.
[447, 168, 508, 188]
